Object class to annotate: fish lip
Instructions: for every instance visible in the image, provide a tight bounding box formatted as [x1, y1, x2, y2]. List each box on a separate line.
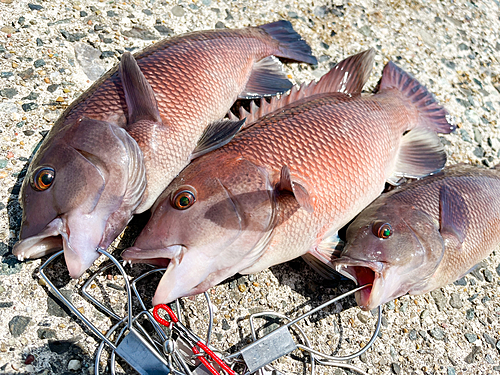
[13, 218, 65, 260]
[121, 245, 184, 267]
[332, 257, 385, 310]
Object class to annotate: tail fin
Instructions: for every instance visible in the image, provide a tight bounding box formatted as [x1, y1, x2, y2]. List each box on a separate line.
[259, 20, 318, 65]
[377, 61, 455, 134]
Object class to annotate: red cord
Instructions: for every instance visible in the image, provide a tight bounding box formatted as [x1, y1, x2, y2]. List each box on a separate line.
[192, 345, 219, 375]
[153, 304, 179, 327]
[196, 341, 236, 375]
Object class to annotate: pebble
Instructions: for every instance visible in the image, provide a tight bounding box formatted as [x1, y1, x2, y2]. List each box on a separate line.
[33, 59, 45, 68]
[464, 345, 481, 364]
[154, 25, 173, 35]
[67, 359, 81, 371]
[142, 9, 152, 16]
[8, 316, 31, 337]
[449, 293, 463, 309]
[485, 354, 494, 364]
[47, 289, 72, 317]
[473, 128, 482, 144]
[464, 333, 477, 343]
[408, 329, 418, 340]
[357, 312, 369, 324]
[429, 328, 444, 340]
[447, 367, 456, 375]
[483, 333, 496, 348]
[22, 103, 38, 112]
[37, 328, 56, 340]
[430, 290, 447, 311]
[466, 308, 475, 320]
[171, 5, 185, 17]
[47, 84, 59, 93]
[28, 3, 42, 10]
[215, 21, 226, 29]
[48, 340, 72, 354]
[391, 363, 401, 375]
[221, 319, 230, 330]
[0, 88, 18, 99]
[358, 25, 372, 37]
[74, 42, 105, 81]
[24, 354, 35, 365]
[465, 109, 480, 125]
[483, 268, 494, 282]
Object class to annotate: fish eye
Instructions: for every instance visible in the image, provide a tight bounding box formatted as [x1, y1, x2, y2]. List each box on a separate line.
[31, 167, 56, 191]
[372, 221, 392, 239]
[172, 187, 197, 210]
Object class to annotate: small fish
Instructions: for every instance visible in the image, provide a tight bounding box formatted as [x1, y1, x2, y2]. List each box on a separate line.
[329, 164, 500, 311]
[122, 49, 455, 305]
[13, 21, 317, 278]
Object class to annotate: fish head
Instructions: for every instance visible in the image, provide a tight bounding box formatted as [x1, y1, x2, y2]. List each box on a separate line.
[122, 156, 275, 304]
[14, 117, 146, 278]
[333, 200, 444, 311]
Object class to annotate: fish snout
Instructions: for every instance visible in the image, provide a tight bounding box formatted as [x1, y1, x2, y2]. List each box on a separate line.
[121, 244, 184, 268]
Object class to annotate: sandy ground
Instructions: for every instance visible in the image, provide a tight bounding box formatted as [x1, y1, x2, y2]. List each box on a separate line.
[0, 0, 500, 374]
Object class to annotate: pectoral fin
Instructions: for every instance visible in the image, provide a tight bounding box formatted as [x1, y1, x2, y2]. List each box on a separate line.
[119, 52, 162, 125]
[190, 118, 246, 160]
[278, 165, 315, 213]
[439, 184, 468, 248]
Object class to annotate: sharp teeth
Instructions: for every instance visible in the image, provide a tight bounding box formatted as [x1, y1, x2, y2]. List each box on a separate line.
[122, 260, 127, 267]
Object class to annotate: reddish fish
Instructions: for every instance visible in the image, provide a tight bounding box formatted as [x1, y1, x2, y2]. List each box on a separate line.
[122, 49, 455, 305]
[13, 21, 317, 278]
[330, 164, 500, 310]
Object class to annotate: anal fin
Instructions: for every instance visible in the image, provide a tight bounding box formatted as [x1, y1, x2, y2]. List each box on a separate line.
[388, 128, 447, 185]
[238, 56, 293, 99]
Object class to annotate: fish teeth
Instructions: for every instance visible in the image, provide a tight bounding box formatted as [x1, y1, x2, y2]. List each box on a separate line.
[17, 252, 25, 262]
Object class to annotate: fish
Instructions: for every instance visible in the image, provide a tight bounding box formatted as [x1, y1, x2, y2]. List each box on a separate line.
[328, 163, 500, 311]
[121, 49, 455, 305]
[13, 21, 317, 278]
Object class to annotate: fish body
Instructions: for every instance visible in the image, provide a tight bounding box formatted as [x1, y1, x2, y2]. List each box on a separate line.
[14, 21, 317, 278]
[122, 50, 455, 304]
[332, 163, 500, 311]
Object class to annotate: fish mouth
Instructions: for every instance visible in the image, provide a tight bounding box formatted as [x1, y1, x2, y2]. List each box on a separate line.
[13, 218, 65, 260]
[332, 258, 385, 311]
[121, 245, 184, 268]
[13, 214, 104, 278]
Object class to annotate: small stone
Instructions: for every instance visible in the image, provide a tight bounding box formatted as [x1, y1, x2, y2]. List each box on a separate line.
[357, 312, 369, 324]
[171, 5, 185, 17]
[483, 268, 494, 282]
[47, 289, 72, 317]
[431, 290, 447, 311]
[429, 328, 444, 340]
[358, 25, 372, 37]
[188, 3, 198, 9]
[420, 310, 429, 320]
[408, 329, 418, 340]
[106, 10, 118, 17]
[0, 343, 6, 352]
[221, 319, 230, 330]
[47, 84, 59, 93]
[470, 267, 485, 281]
[386, 300, 395, 310]
[466, 308, 475, 320]
[74, 42, 105, 80]
[391, 363, 401, 375]
[154, 25, 173, 35]
[33, 59, 45, 68]
[483, 333, 496, 348]
[447, 367, 456, 375]
[1, 88, 18, 99]
[464, 345, 481, 363]
[202, 0, 211, 5]
[9, 316, 31, 337]
[22, 103, 38, 112]
[19, 68, 34, 80]
[215, 21, 226, 29]
[0, 302, 13, 308]
[465, 333, 477, 343]
[314, 6, 328, 18]
[449, 293, 463, 309]
[28, 3, 43, 10]
[142, 9, 152, 15]
[0, 160, 8, 169]
[473, 128, 482, 144]
[459, 129, 472, 143]
[494, 365, 500, 371]
[67, 359, 81, 371]
[473, 146, 484, 158]
[37, 328, 56, 340]
[24, 354, 35, 365]
[1, 72, 14, 78]
[100, 51, 114, 59]
[485, 354, 494, 364]
[238, 284, 247, 293]
[80, 10, 87, 17]
[465, 109, 480, 125]
[287, 11, 298, 19]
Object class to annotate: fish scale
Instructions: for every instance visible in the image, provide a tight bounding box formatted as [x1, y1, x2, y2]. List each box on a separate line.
[122, 50, 454, 304]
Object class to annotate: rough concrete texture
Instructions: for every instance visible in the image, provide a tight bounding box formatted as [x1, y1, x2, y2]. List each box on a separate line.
[0, 0, 500, 374]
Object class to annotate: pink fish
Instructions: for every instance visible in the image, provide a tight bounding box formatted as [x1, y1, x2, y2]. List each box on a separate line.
[122, 49, 455, 304]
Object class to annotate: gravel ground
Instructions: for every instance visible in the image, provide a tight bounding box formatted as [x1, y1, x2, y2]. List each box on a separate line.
[1, 0, 500, 374]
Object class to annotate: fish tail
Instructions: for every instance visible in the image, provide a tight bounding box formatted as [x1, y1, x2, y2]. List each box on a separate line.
[258, 20, 318, 65]
[377, 61, 455, 134]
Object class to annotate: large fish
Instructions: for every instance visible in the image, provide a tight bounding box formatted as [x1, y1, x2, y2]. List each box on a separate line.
[122, 49, 455, 305]
[330, 164, 500, 311]
[13, 21, 317, 278]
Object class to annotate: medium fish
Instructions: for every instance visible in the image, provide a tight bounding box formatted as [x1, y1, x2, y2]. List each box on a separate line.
[13, 21, 317, 278]
[122, 49, 455, 305]
[329, 164, 500, 311]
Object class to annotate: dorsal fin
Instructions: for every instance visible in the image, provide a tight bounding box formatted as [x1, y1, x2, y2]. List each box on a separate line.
[119, 52, 162, 125]
[230, 48, 375, 128]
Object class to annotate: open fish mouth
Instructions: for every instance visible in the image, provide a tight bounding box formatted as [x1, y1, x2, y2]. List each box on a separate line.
[121, 245, 184, 268]
[332, 258, 384, 310]
[13, 218, 65, 261]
